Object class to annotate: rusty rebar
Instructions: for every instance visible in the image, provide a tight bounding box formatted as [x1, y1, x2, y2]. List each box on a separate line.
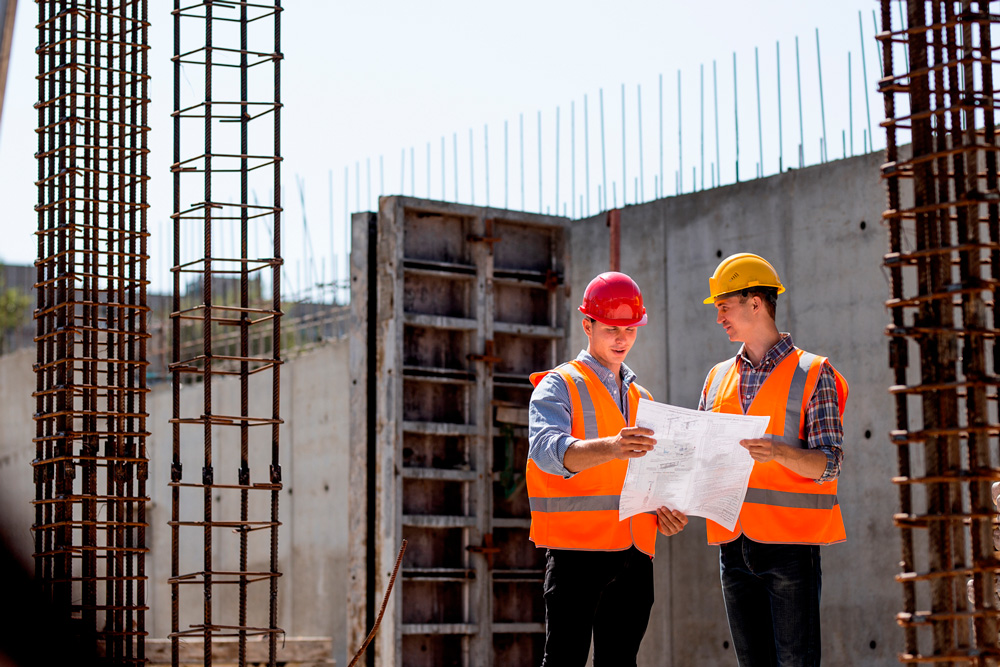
[170, 2, 284, 666]
[32, 1, 150, 664]
[880, 2, 1000, 664]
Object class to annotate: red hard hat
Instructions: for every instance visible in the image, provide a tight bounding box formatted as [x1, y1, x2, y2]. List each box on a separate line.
[578, 272, 648, 326]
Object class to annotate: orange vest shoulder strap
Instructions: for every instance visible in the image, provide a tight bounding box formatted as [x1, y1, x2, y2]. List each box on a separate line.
[705, 356, 738, 409]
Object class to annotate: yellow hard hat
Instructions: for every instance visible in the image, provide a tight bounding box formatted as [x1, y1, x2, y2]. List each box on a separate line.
[703, 253, 785, 304]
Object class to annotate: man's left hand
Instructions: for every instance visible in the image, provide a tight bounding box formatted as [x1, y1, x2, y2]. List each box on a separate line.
[655, 507, 688, 536]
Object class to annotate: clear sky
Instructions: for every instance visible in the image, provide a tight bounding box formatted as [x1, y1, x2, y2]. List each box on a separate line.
[0, 1, 901, 298]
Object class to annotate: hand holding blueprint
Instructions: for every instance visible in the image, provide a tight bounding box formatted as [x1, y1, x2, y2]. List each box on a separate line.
[619, 398, 770, 531]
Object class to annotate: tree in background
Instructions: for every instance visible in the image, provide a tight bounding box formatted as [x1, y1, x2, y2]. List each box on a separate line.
[0, 268, 31, 355]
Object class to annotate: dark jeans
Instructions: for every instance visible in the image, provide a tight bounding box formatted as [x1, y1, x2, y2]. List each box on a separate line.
[720, 535, 822, 667]
[540, 546, 654, 667]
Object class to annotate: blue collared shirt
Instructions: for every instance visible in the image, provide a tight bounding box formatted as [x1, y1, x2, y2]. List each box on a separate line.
[527, 350, 637, 478]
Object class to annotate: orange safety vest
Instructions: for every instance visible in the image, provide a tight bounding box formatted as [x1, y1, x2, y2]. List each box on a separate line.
[526, 360, 659, 556]
[703, 348, 849, 546]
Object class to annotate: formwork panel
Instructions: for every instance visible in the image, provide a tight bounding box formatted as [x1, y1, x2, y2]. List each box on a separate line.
[402, 526, 471, 569]
[351, 197, 568, 667]
[493, 220, 563, 273]
[493, 581, 545, 623]
[403, 478, 469, 515]
[401, 635, 464, 667]
[402, 581, 471, 624]
[404, 326, 472, 370]
[403, 274, 476, 319]
[403, 211, 474, 265]
[494, 283, 552, 326]
[493, 635, 544, 666]
[403, 380, 470, 424]
[493, 333, 558, 375]
[490, 527, 543, 570]
[402, 433, 470, 469]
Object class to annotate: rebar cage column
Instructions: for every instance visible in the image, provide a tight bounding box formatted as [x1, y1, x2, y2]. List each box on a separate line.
[32, 1, 151, 664]
[169, 1, 283, 666]
[879, 1, 1000, 664]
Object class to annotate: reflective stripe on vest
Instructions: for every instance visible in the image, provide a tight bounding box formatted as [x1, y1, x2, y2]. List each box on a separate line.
[704, 348, 848, 546]
[526, 360, 659, 555]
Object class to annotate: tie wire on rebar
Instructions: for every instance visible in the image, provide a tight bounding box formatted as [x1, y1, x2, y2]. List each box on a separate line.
[169, 2, 284, 666]
[32, 1, 151, 664]
[880, 1, 1000, 664]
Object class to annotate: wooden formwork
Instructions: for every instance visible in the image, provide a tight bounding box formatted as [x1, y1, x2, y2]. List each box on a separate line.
[348, 198, 570, 666]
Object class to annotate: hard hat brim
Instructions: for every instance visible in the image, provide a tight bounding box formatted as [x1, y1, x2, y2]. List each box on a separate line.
[580, 306, 648, 327]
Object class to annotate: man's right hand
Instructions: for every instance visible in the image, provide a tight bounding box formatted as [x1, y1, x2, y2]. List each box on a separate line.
[563, 426, 656, 473]
[607, 426, 656, 460]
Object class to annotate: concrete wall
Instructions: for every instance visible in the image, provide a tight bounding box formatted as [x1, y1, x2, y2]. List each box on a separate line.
[0, 340, 353, 667]
[570, 151, 898, 666]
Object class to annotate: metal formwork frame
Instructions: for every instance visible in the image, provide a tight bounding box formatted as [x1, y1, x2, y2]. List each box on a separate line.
[349, 197, 569, 667]
[169, 2, 283, 665]
[879, 1, 1000, 663]
[32, 1, 151, 663]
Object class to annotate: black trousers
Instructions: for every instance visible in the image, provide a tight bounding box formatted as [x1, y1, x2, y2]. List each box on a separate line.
[540, 546, 655, 667]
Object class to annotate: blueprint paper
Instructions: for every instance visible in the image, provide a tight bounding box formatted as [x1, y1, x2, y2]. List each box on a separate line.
[619, 398, 770, 531]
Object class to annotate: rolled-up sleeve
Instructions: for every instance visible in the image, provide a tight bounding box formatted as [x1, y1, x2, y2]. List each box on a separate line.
[805, 363, 844, 483]
[528, 372, 579, 478]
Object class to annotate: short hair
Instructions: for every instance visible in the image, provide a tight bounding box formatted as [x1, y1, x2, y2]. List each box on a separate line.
[737, 287, 777, 319]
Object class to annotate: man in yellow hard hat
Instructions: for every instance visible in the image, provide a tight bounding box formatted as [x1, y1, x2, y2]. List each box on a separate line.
[527, 271, 688, 666]
[699, 253, 849, 667]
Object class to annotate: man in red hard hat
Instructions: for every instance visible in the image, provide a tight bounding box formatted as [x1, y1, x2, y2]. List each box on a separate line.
[527, 271, 688, 666]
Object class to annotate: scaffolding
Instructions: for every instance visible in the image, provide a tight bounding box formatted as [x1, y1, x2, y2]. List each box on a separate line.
[32, 0, 151, 663]
[169, 1, 284, 666]
[880, 1, 1000, 663]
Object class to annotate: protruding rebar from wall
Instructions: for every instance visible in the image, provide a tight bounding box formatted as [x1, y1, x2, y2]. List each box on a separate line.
[32, 1, 151, 664]
[879, 2, 1000, 663]
[170, 2, 283, 666]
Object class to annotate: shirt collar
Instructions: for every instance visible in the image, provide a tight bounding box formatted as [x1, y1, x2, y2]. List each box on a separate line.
[737, 333, 794, 371]
[576, 350, 636, 389]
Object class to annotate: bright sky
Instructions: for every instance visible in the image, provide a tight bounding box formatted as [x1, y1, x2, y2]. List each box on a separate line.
[0, 1, 900, 298]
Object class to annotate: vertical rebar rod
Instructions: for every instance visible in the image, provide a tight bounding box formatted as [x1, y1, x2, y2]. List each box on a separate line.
[638, 85, 644, 201]
[600, 88, 607, 209]
[504, 120, 509, 209]
[621, 84, 626, 205]
[713, 60, 720, 187]
[700, 64, 705, 190]
[859, 10, 874, 153]
[815, 28, 828, 162]
[538, 110, 542, 212]
[520, 113, 525, 210]
[848, 51, 854, 156]
[583, 96, 591, 215]
[755, 47, 763, 177]
[678, 70, 683, 193]
[733, 53, 739, 182]
[556, 107, 560, 213]
[776, 42, 783, 172]
[796, 36, 805, 167]
[571, 102, 576, 216]
[658, 74, 663, 198]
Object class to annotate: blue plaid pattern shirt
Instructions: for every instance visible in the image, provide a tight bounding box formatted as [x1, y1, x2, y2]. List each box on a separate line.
[698, 333, 844, 483]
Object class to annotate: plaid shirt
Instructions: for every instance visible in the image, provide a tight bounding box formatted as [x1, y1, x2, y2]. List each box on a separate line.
[698, 333, 844, 483]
